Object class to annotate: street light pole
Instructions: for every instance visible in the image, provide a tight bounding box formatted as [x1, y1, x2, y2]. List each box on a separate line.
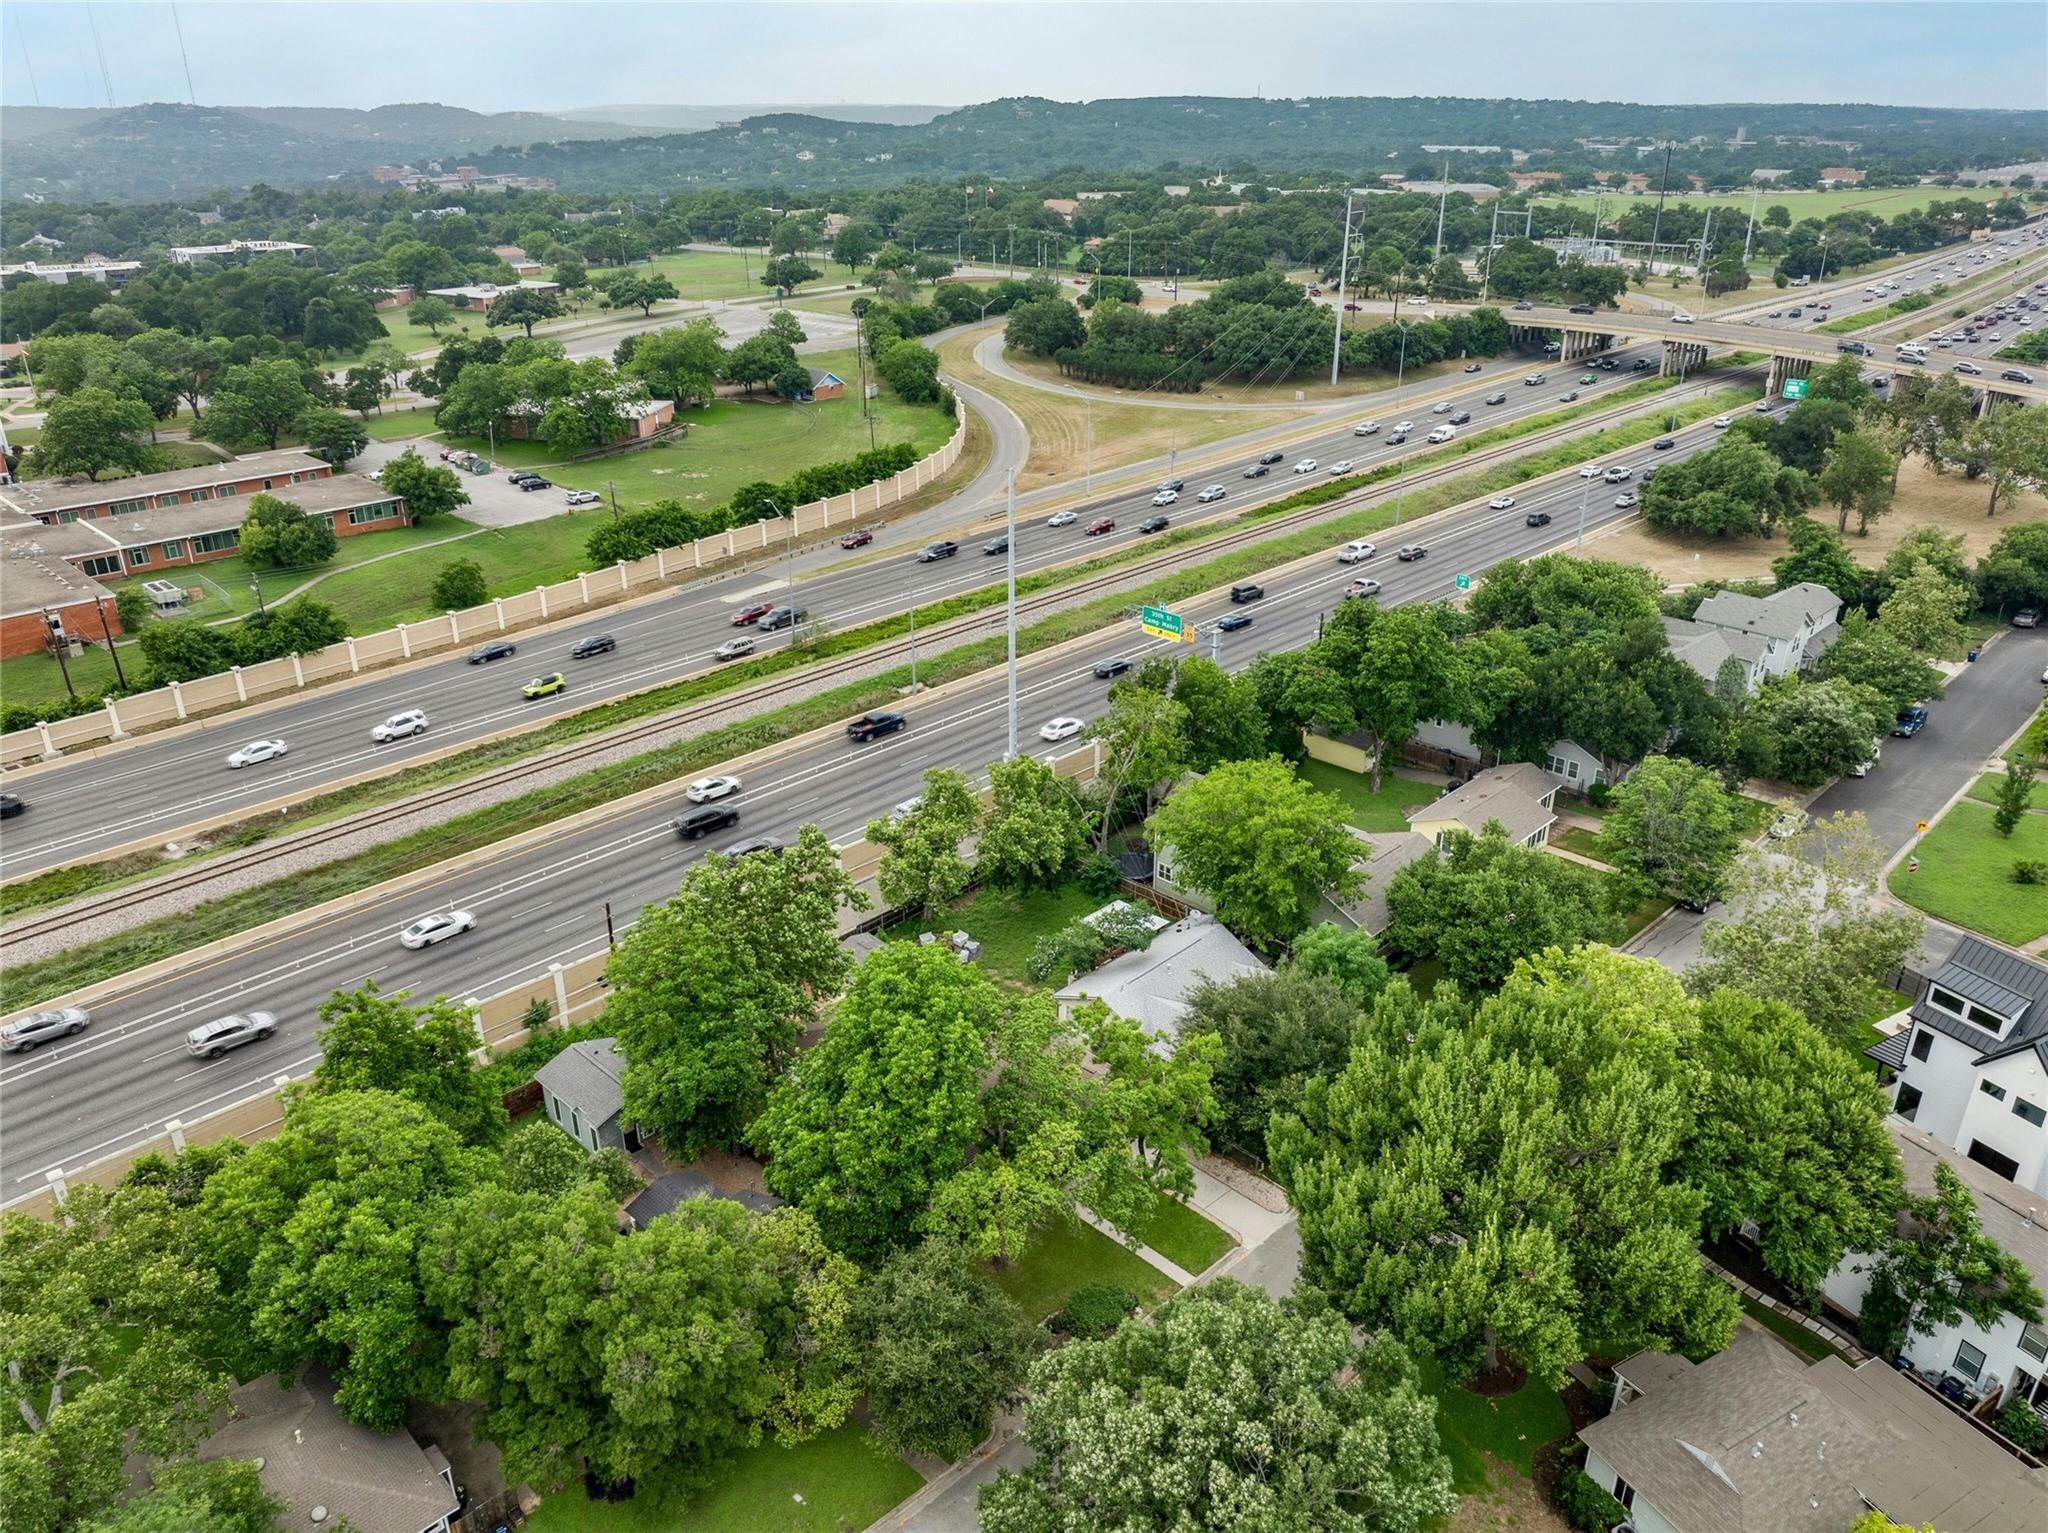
[1574, 467, 1594, 553]
[1004, 468, 1018, 759]
[1330, 191, 1354, 387]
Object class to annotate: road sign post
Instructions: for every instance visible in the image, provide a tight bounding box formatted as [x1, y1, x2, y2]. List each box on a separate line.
[1780, 377, 1808, 401]
[1140, 605, 1194, 643]
[1454, 574, 1472, 592]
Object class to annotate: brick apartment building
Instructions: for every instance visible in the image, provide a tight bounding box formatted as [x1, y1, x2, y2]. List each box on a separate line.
[0, 451, 405, 658]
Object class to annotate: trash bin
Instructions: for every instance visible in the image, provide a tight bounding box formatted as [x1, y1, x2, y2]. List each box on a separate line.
[1967, 648, 1980, 663]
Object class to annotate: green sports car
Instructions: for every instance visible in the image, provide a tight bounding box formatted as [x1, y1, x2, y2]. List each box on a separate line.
[521, 672, 567, 699]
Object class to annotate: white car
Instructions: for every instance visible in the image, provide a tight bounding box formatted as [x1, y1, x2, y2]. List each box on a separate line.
[1712, 415, 1732, 429]
[565, 489, 602, 507]
[1353, 421, 1380, 436]
[1292, 459, 1318, 474]
[1392, 421, 1415, 434]
[1615, 492, 1639, 508]
[1338, 540, 1377, 564]
[1603, 465, 1633, 483]
[1039, 716, 1084, 742]
[226, 738, 287, 769]
[713, 636, 756, 661]
[1151, 488, 1179, 506]
[1197, 485, 1226, 503]
[399, 910, 476, 950]
[1672, 313, 1696, 325]
[685, 774, 742, 803]
[1578, 464, 1604, 478]
[1047, 510, 1080, 528]
[1488, 495, 1516, 510]
[372, 709, 428, 743]
[1328, 459, 1355, 474]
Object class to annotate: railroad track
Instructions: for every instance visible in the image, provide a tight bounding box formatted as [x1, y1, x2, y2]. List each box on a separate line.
[3, 369, 1752, 951]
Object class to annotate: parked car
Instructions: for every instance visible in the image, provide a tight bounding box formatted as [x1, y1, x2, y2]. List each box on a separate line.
[917, 540, 958, 562]
[2015, 608, 2042, 628]
[839, 528, 874, 548]
[225, 738, 287, 769]
[2, 1006, 90, 1053]
[712, 636, 756, 661]
[521, 672, 567, 699]
[518, 477, 552, 492]
[1217, 612, 1254, 632]
[1093, 658, 1133, 680]
[674, 804, 740, 840]
[1892, 707, 1930, 737]
[371, 709, 428, 743]
[847, 711, 908, 741]
[1085, 517, 1116, 535]
[469, 641, 517, 664]
[1039, 716, 1084, 742]
[186, 1011, 278, 1059]
[569, 633, 615, 659]
[565, 489, 602, 507]
[1048, 510, 1080, 527]
[399, 911, 476, 950]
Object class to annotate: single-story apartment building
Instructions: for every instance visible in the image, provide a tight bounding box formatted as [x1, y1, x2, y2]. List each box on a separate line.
[535, 1036, 637, 1153]
[0, 258, 144, 286]
[425, 278, 562, 312]
[502, 394, 675, 443]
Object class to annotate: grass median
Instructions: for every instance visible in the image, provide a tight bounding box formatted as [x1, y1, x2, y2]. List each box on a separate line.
[1, 382, 1750, 1011]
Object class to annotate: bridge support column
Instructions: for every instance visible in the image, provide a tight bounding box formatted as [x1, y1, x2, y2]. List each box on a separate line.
[1976, 388, 1998, 419]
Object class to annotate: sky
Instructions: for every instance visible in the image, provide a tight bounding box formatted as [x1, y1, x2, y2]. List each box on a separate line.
[5, 1, 2045, 116]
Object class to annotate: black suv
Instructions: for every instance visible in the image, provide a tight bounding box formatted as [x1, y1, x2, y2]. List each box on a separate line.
[1567, 303, 1596, 315]
[1448, 411, 1472, 425]
[569, 634, 615, 659]
[917, 541, 958, 562]
[674, 804, 740, 840]
[759, 606, 808, 631]
[847, 711, 908, 741]
[2002, 368, 2036, 384]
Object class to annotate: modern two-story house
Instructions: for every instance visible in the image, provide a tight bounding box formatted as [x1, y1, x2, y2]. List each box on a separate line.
[1661, 581, 1843, 695]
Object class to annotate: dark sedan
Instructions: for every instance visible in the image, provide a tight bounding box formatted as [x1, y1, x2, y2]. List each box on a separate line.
[568, 633, 615, 659]
[468, 641, 517, 664]
[1524, 511, 1552, 527]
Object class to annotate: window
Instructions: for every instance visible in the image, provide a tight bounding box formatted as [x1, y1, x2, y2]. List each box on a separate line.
[1981, 1079, 2009, 1103]
[1928, 985, 2008, 1034]
[124, 546, 150, 567]
[1966, 1140, 2021, 1182]
[261, 479, 274, 490]
[106, 498, 144, 517]
[347, 503, 395, 526]
[2015, 1097, 2046, 1128]
[1910, 1029, 1934, 1062]
[216, 484, 238, 499]
[79, 554, 121, 577]
[189, 486, 212, 501]
[1547, 755, 1565, 775]
[1894, 1082, 1923, 1120]
[1611, 1475, 1635, 1510]
[569, 1107, 581, 1140]
[2021, 1322, 2048, 1364]
[1953, 1339, 1987, 1382]
[55, 510, 79, 523]
[158, 540, 183, 561]
[191, 530, 239, 554]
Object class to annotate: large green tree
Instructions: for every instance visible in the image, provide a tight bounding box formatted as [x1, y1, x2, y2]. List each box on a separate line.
[1977, 520, 2048, 612]
[624, 317, 726, 406]
[1855, 1164, 2045, 1356]
[612, 822, 862, 1159]
[1084, 683, 1190, 849]
[304, 982, 508, 1145]
[1177, 965, 1366, 1160]
[1815, 611, 1944, 714]
[1147, 756, 1362, 950]
[1877, 560, 1973, 660]
[484, 286, 565, 338]
[27, 385, 160, 481]
[375, 447, 471, 523]
[1312, 599, 1463, 792]
[977, 753, 1090, 889]
[76, 1459, 283, 1533]
[1818, 431, 1897, 536]
[1740, 675, 1892, 788]
[866, 767, 981, 921]
[980, 1281, 1456, 1533]
[1270, 948, 1741, 1388]
[200, 360, 314, 450]
[236, 491, 338, 570]
[1640, 436, 1813, 538]
[295, 405, 369, 468]
[1769, 515, 1868, 604]
[1599, 754, 1744, 906]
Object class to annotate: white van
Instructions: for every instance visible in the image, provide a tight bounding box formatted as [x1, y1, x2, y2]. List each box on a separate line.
[1427, 424, 1457, 444]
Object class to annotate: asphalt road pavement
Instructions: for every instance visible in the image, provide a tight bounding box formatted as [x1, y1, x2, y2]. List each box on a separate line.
[0, 410, 1745, 1187]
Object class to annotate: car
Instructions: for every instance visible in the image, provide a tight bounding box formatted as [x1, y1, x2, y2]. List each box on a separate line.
[1292, 459, 1318, 474]
[1, 1006, 90, 1053]
[1489, 495, 1517, 510]
[1641, 466, 1658, 482]
[1786, 307, 1803, 318]
[518, 477, 552, 492]
[1338, 540, 1377, 564]
[569, 633, 615, 659]
[1598, 357, 1619, 370]
[225, 738, 287, 769]
[1344, 302, 1363, 312]
[1651, 437, 1676, 451]
[685, 774, 742, 804]
[1892, 707, 1930, 737]
[1156, 479, 1184, 494]
[1151, 489, 1179, 506]
[1259, 451, 1285, 465]
[1449, 411, 1472, 425]
[399, 911, 476, 950]
[1085, 517, 1116, 535]
[1568, 303, 1596, 315]
[1048, 510, 1080, 527]
[759, 606, 807, 631]
[1392, 421, 1415, 434]
[2002, 369, 2036, 384]
[1632, 357, 1654, 370]
[1524, 373, 1546, 386]
[1485, 391, 1507, 405]
[712, 636, 756, 661]
[2015, 608, 2043, 629]
[1603, 465, 1633, 483]
[1557, 390, 1580, 402]
[1837, 341, 1869, 356]
[468, 641, 517, 664]
[1463, 362, 1483, 373]
[732, 602, 776, 626]
[1512, 301, 1533, 311]
[847, 710, 908, 741]
[1346, 577, 1383, 598]
[0, 792, 22, 818]
[185, 1011, 278, 1059]
[565, 489, 602, 507]
[1354, 420, 1381, 436]
[1385, 432, 1409, 445]
[521, 672, 567, 699]
[839, 528, 874, 549]
[371, 708, 428, 743]
[1039, 716, 1084, 742]
[1197, 485, 1227, 503]
[1713, 415, 1732, 429]
[1614, 492, 1639, 508]
[1427, 424, 1456, 443]
[674, 803, 740, 840]
[1396, 544, 1428, 562]
[1767, 310, 1783, 318]
[1988, 333, 2004, 343]
[1093, 658, 1133, 680]
[1525, 511, 1553, 527]
[506, 471, 541, 486]
[1138, 515, 1170, 533]
[1955, 360, 1984, 375]
[725, 836, 784, 859]
[917, 541, 958, 562]
[1431, 400, 1453, 415]
[1242, 463, 1270, 478]
[1230, 582, 1264, 604]
[1755, 399, 1774, 411]
[1579, 373, 1597, 385]
[1217, 612, 1254, 632]
[1579, 465, 1604, 479]
[1328, 460, 1355, 475]
[984, 536, 1010, 555]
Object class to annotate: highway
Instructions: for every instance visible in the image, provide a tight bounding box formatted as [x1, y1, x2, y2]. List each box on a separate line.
[0, 334, 1689, 879]
[0, 408, 1744, 1186]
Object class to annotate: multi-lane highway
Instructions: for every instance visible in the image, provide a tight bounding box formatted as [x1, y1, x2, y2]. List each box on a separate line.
[0, 336, 1690, 879]
[0, 408, 1745, 1186]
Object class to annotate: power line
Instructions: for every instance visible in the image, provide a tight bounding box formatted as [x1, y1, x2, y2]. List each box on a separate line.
[11, 8, 42, 106]
[170, 2, 197, 105]
[84, 3, 115, 106]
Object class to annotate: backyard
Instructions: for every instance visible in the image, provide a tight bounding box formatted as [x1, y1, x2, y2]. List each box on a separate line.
[1891, 796, 2048, 946]
[884, 881, 1105, 984]
[1296, 757, 1445, 831]
[985, 1213, 1179, 1324]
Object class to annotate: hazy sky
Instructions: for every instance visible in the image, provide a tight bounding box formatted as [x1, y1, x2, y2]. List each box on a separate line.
[6, 1, 2045, 115]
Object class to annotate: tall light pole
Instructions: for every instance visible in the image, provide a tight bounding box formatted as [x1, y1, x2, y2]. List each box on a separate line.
[1573, 469, 1594, 553]
[1742, 183, 1762, 264]
[1432, 156, 1450, 260]
[1330, 191, 1355, 386]
[1480, 203, 1501, 304]
[1004, 468, 1019, 758]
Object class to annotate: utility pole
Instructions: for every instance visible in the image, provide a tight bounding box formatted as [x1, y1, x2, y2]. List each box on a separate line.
[1742, 183, 1762, 263]
[1649, 145, 1674, 268]
[1432, 156, 1450, 260]
[92, 597, 127, 690]
[1329, 191, 1355, 386]
[1699, 207, 1717, 288]
[1004, 469, 1018, 758]
[43, 611, 76, 700]
[1126, 229, 1135, 279]
[1480, 202, 1500, 303]
[1574, 466, 1595, 553]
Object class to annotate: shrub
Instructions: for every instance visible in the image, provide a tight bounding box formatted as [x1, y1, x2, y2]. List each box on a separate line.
[1585, 781, 1613, 808]
[1997, 1394, 2048, 1453]
[1554, 1465, 1631, 1533]
[1077, 851, 1123, 898]
[1053, 1283, 1141, 1339]
[2015, 859, 2047, 886]
[431, 557, 489, 611]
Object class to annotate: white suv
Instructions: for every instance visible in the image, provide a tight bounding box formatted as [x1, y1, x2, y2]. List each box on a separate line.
[372, 708, 429, 743]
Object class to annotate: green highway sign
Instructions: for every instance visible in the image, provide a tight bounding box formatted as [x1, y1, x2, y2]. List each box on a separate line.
[1140, 604, 1192, 642]
[1454, 574, 1472, 591]
[1780, 377, 1808, 400]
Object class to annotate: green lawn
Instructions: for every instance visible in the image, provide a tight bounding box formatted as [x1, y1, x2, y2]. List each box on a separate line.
[1131, 1196, 1237, 1276]
[886, 882, 1105, 985]
[1893, 798, 2048, 946]
[1413, 1353, 1570, 1493]
[519, 1422, 922, 1533]
[363, 405, 443, 441]
[591, 250, 773, 302]
[1531, 185, 2010, 222]
[1297, 758, 1443, 832]
[1554, 826, 1608, 861]
[1739, 1296, 1848, 1363]
[1968, 771, 2040, 809]
[1617, 892, 1677, 941]
[289, 514, 605, 633]
[988, 1215, 1178, 1323]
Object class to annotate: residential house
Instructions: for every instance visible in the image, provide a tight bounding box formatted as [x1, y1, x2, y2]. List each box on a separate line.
[198, 1366, 460, 1533]
[535, 1037, 637, 1153]
[1868, 935, 2048, 1196]
[1052, 911, 1265, 1044]
[1823, 1116, 2048, 1420]
[1408, 762, 1559, 850]
[805, 369, 846, 401]
[502, 394, 674, 443]
[626, 1170, 784, 1229]
[1308, 720, 1623, 791]
[372, 284, 417, 310]
[1042, 198, 1080, 223]
[1661, 581, 1842, 693]
[1311, 825, 1432, 938]
[1579, 1331, 2048, 1533]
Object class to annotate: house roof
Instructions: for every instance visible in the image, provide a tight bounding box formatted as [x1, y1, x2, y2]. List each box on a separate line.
[198, 1366, 459, 1533]
[535, 1037, 627, 1127]
[627, 1171, 785, 1228]
[1323, 827, 1433, 936]
[0, 450, 330, 519]
[809, 370, 845, 386]
[1864, 1030, 1910, 1069]
[1886, 1117, 2048, 1288]
[1410, 762, 1557, 844]
[1690, 583, 1841, 644]
[1582, 1331, 2048, 1533]
[1, 474, 399, 557]
[1909, 935, 2048, 1061]
[1054, 912, 1265, 1042]
[1661, 615, 1768, 685]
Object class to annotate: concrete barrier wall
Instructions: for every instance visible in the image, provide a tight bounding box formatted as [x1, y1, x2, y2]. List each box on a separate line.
[1, 415, 966, 768]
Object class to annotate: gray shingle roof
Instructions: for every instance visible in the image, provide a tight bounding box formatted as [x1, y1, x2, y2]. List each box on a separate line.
[1864, 1030, 1910, 1069]
[1054, 913, 1266, 1041]
[1323, 827, 1432, 936]
[1413, 762, 1557, 845]
[1691, 582, 1841, 643]
[534, 1037, 626, 1126]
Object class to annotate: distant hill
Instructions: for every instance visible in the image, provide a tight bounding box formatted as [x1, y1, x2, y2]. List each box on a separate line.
[547, 103, 951, 132]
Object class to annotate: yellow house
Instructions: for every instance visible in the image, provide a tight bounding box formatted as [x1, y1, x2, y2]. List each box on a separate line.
[1407, 763, 1559, 851]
